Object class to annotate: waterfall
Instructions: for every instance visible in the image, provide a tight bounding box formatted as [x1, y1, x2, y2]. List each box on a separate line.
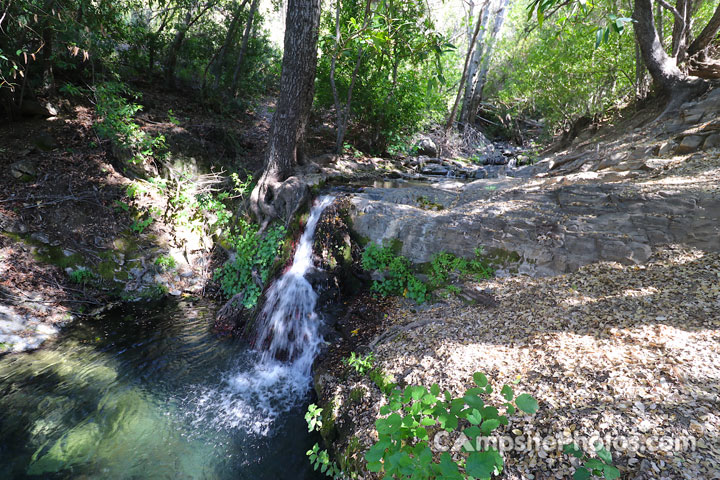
[198, 195, 335, 435]
[252, 194, 335, 373]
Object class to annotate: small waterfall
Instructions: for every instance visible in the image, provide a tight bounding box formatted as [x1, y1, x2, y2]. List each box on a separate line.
[252, 194, 335, 373]
[198, 195, 335, 435]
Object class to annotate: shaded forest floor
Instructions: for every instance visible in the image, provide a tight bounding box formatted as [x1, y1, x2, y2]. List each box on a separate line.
[0, 85, 279, 352]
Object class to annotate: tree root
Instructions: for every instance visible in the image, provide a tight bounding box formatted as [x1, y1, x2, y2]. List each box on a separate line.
[249, 171, 310, 231]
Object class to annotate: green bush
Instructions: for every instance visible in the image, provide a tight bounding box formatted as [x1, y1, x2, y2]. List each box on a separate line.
[214, 220, 286, 309]
[361, 243, 428, 303]
[94, 82, 166, 165]
[364, 373, 538, 479]
[429, 249, 494, 286]
[69, 268, 95, 284]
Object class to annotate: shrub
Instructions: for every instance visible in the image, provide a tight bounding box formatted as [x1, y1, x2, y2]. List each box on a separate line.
[361, 243, 428, 303]
[69, 268, 94, 284]
[214, 220, 286, 309]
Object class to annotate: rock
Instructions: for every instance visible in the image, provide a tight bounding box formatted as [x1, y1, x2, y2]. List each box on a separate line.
[657, 141, 675, 156]
[703, 133, 720, 150]
[415, 136, 438, 157]
[675, 135, 705, 154]
[420, 164, 450, 176]
[598, 152, 629, 170]
[32, 131, 58, 151]
[311, 153, 339, 166]
[10, 159, 37, 179]
[30, 232, 50, 244]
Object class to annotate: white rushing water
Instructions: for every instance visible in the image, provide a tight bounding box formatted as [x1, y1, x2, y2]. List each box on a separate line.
[198, 195, 335, 435]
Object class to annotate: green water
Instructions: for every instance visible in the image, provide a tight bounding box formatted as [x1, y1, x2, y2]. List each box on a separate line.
[0, 299, 323, 479]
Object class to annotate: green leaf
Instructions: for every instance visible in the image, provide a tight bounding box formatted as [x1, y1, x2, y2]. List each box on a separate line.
[473, 372, 488, 387]
[501, 385, 514, 401]
[563, 443, 584, 459]
[516, 394, 538, 414]
[466, 451, 496, 478]
[480, 418, 500, 435]
[603, 465, 621, 479]
[573, 467, 591, 480]
[595, 445, 612, 464]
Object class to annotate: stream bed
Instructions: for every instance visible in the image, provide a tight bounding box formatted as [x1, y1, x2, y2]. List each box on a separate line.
[0, 299, 323, 479]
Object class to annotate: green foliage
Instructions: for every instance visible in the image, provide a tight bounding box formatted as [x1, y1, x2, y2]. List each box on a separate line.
[343, 352, 375, 376]
[130, 215, 153, 234]
[154, 255, 176, 271]
[428, 249, 494, 286]
[214, 221, 286, 309]
[563, 443, 620, 479]
[69, 268, 95, 284]
[315, 0, 457, 153]
[364, 372, 538, 479]
[361, 243, 428, 303]
[305, 404, 324, 433]
[94, 82, 166, 165]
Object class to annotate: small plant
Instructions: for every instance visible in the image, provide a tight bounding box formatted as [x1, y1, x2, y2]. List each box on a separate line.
[365, 372, 539, 479]
[167, 109, 181, 126]
[428, 250, 493, 287]
[126, 181, 148, 199]
[344, 352, 375, 376]
[563, 443, 620, 480]
[113, 200, 131, 212]
[361, 243, 428, 303]
[130, 215, 153, 234]
[214, 221, 286, 309]
[69, 268, 94, 284]
[416, 196, 444, 211]
[154, 255, 176, 271]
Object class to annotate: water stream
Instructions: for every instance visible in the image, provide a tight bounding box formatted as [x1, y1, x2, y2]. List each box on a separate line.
[0, 196, 336, 479]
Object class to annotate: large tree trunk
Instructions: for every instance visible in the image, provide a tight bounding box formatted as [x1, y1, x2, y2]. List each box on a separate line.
[445, 4, 486, 133]
[248, 0, 322, 227]
[632, 0, 707, 114]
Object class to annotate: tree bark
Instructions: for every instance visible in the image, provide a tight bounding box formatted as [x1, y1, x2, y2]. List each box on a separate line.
[687, 2, 720, 57]
[445, 5, 486, 134]
[230, 0, 260, 95]
[466, 0, 509, 125]
[209, 0, 249, 90]
[633, 0, 707, 114]
[459, 1, 491, 125]
[248, 0, 322, 227]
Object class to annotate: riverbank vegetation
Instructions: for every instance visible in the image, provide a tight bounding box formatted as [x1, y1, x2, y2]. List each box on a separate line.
[2, 0, 720, 478]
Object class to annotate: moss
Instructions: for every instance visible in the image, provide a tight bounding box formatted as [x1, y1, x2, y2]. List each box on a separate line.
[348, 387, 365, 404]
[319, 397, 338, 445]
[97, 260, 118, 281]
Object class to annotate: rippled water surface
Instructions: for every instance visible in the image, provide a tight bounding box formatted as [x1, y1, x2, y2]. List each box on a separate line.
[0, 299, 322, 479]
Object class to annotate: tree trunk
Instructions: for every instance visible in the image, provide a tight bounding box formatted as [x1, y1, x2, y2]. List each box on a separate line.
[210, 0, 249, 90]
[459, 1, 491, 125]
[445, 5, 486, 133]
[165, 8, 194, 87]
[633, 0, 707, 114]
[687, 2, 720, 57]
[248, 0, 322, 227]
[466, 0, 509, 124]
[231, 0, 260, 95]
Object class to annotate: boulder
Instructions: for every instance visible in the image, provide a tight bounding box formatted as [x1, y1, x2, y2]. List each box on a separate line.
[415, 136, 438, 157]
[10, 159, 37, 180]
[703, 133, 720, 150]
[675, 135, 705, 154]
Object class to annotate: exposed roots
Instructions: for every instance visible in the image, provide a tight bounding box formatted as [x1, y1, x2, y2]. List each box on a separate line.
[248, 170, 310, 231]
